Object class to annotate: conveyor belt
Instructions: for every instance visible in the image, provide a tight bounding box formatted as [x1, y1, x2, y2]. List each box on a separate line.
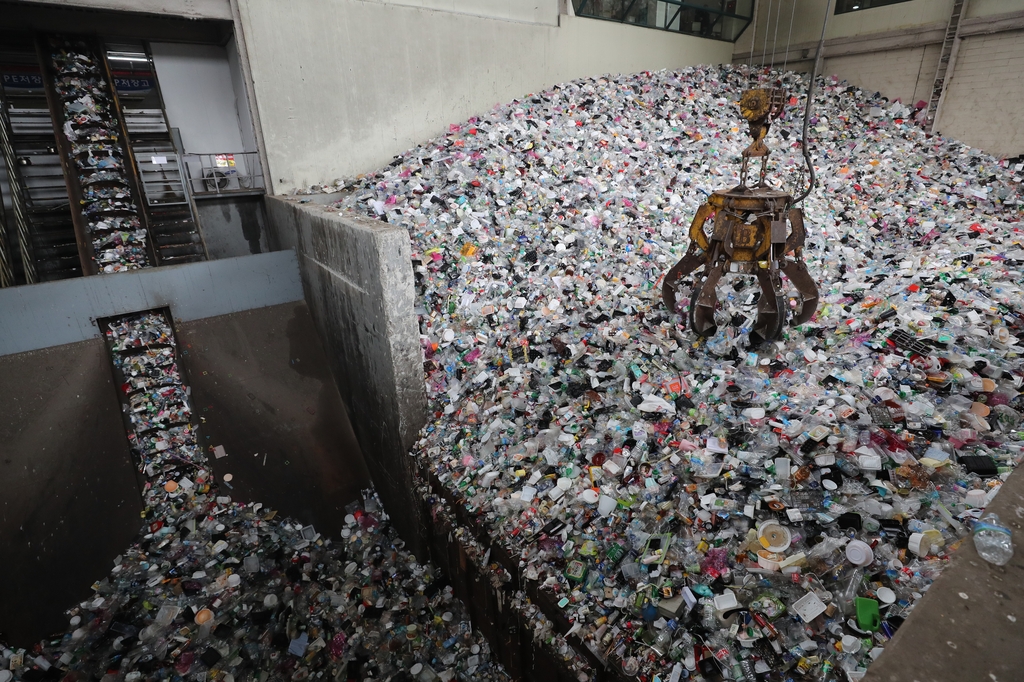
[100, 309, 204, 479]
[0, 34, 208, 285]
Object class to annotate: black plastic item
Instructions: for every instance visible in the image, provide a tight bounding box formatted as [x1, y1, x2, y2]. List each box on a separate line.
[887, 330, 933, 356]
[698, 657, 724, 681]
[797, 438, 818, 456]
[199, 648, 222, 667]
[890, 531, 910, 550]
[836, 512, 862, 530]
[960, 454, 999, 477]
[250, 608, 273, 626]
[821, 467, 844, 488]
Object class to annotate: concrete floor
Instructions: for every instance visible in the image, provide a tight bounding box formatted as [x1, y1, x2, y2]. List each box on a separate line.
[863, 465, 1024, 682]
[0, 340, 143, 646]
[176, 302, 371, 538]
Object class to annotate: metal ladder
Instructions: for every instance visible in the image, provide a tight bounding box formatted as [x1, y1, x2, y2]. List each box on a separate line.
[926, 0, 969, 132]
[0, 55, 82, 285]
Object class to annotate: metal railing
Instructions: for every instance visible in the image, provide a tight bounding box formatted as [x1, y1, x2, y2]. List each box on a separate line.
[572, 0, 754, 42]
[182, 152, 265, 197]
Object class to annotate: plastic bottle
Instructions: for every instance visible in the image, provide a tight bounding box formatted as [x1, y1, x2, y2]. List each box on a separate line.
[973, 513, 1014, 566]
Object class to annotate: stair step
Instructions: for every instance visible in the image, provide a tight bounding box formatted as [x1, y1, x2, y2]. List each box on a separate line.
[158, 243, 205, 256]
[157, 252, 205, 264]
[153, 234, 201, 247]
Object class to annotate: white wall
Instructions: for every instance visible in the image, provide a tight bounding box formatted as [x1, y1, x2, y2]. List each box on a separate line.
[369, 0, 558, 24]
[235, 0, 733, 192]
[150, 43, 248, 154]
[226, 35, 259, 153]
[824, 43, 941, 106]
[939, 29, 1024, 156]
[966, 0, 1024, 19]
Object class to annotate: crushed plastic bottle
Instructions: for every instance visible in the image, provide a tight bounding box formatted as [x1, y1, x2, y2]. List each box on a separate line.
[973, 512, 1014, 566]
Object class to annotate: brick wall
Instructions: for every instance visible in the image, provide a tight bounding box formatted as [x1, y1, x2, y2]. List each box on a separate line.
[825, 43, 942, 106]
[938, 29, 1024, 157]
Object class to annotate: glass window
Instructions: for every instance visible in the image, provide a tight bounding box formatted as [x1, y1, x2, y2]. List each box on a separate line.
[572, 0, 754, 42]
[835, 0, 912, 14]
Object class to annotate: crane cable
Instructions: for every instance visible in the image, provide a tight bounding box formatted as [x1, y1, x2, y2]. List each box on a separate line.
[770, 0, 783, 73]
[781, 0, 796, 74]
[793, 0, 833, 205]
[761, 0, 774, 84]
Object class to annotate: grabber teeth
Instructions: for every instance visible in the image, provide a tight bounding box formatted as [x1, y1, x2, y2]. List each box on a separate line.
[780, 257, 819, 326]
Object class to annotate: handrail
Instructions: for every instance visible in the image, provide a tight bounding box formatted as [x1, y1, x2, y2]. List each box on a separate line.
[182, 151, 265, 197]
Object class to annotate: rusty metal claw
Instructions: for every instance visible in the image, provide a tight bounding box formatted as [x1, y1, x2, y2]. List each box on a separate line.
[661, 87, 820, 342]
[663, 191, 818, 342]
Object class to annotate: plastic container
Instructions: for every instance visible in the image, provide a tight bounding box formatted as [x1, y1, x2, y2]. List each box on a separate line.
[973, 513, 1014, 566]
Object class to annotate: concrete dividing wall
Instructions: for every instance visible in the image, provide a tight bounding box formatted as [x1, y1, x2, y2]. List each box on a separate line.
[234, 0, 733, 192]
[0, 251, 303, 356]
[265, 195, 429, 550]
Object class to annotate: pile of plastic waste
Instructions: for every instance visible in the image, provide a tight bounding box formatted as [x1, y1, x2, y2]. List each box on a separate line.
[328, 65, 1024, 680]
[0, 313, 510, 682]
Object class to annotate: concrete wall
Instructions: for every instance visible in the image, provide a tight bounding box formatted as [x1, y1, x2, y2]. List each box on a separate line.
[22, 0, 232, 20]
[733, 0, 1024, 158]
[966, 0, 1024, 19]
[195, 196, 270, 258]
[234, 0, 733, 192]
[264, 196, 429, 551]
[0, 339, 143, 646]
[0, 251, 302, 356]
[150, 42, 248, 155]
[369, 0, 559, 24]
[176, 303, 372, 538]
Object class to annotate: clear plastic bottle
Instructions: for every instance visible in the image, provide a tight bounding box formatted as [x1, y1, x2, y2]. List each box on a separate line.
[973, 513, 1014, 566]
